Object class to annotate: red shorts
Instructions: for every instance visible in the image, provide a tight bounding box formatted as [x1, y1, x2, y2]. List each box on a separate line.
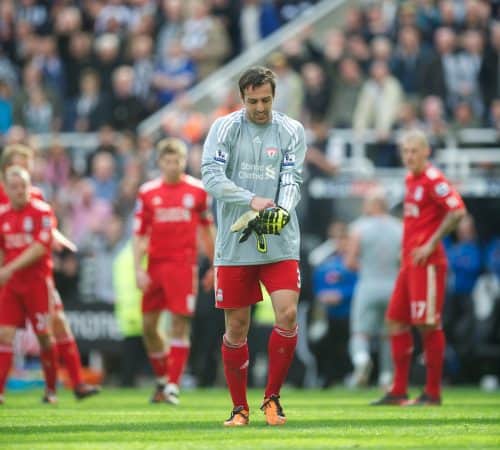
[387, 263, 447, 326]
[214, 260, 300, 309]
[0, 277, 52, 334]
[142, 261, 198, 316]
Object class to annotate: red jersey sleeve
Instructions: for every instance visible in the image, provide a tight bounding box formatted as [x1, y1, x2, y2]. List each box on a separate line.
[198, 191, 214, 227]
[427, 171, 465, 212]
[34, 209, 54, 249]
[134, 191, 151, 236]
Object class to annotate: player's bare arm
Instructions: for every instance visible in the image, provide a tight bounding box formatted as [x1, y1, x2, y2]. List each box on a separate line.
[412, 208, 466, 265]
[52, 228, 77, 252]
[250, 196, 275, 211]
[132, 234, 150, 291]
[0, 242, 47, 285]
[200, 224, 216, 292]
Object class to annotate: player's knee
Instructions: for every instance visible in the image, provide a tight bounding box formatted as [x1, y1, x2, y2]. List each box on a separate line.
[36, 333, 53, 350]
[386, 320, 409, 335]
[276, 305, 297, 329]
[0, 326, 16, 345]
[170, 316, 190, 340]
[51, 312, 70, 337]
[226, 319, 249, 341]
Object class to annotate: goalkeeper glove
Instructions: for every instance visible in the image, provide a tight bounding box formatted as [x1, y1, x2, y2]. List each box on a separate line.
[230, 207, 290, 253]
[257, 206, 290, 235]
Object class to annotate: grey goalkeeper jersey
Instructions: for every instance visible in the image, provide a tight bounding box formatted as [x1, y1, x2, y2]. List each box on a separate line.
[201, 109, 306, 266]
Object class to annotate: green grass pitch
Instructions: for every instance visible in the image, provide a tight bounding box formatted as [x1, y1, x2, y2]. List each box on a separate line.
[1, 387, 499, 449]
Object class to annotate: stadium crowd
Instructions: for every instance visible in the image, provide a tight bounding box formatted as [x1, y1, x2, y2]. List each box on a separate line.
[0, 0, 499, 389]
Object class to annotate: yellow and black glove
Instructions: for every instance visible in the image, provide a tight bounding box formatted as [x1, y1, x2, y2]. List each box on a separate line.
[230, 207, 290, 253]
[257, 206, 290, 235]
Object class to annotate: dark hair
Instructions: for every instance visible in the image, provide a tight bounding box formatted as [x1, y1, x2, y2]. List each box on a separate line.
[238, 66, 276, 98]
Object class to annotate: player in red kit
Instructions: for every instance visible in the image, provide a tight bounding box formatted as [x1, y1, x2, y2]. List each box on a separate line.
[0, 166, 59, 404]
[372, 130, 466, 406]
[133, 138, 215, 405]
[0, 144, 100, 401]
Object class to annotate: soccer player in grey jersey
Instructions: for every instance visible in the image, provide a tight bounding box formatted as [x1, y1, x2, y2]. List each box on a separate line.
[201, 66, 307, 426]
[345, 191, 402, 389]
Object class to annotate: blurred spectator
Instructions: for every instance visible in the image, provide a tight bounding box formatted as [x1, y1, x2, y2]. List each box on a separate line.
[12, 19, 37, 66]
[33, 35, 66, 96]
[0, 79, 13, 135]
[211, 0, 242, 59]
[61, 32, 94, 100]
[488, 98, 500, 132]
[136, 132, 158, 180]
[109, 65, 146, 131]
[152, 39, 197, 106]
[371, 36, 393, 64]
[181, 0, 230, 79]
[437, 0, 459, 30]
[343, 6, 364, 38]
[420, 95, 449, 148]
[95, 0, 133, 35]
[155, 0, 185, 62]
[268, 51, 304, 119]
[353, 60, 403, 140]
[16, 0, 50, 34]
[326, 57, 363, 128]
[444, 215, 482, 360]
[394, 101, 424, 132]
[479, 21, 500, 116]
[364, 2, 391, 42]
[449, 101, 481, 139]
[12, 62, 62, 132]
[390, 25, 429, 99]
[240, 0, 280, 51]
[346, 35, 370, 75]
[303, 120, 336, 239]
[67, 178, 113, 247]
[65, 69, 110, 132]
[79, 213, 124, 304]
[312, 221, 357, 387]
[421, 27, 456, 101]
[321, 29, 347, 74]
[90, 151, 119, 203]
[0, 48, 17, 92]
[129, 34, 155, 109]
[453, 29, 485, 117]
[45, 140, 71, 190]
[94, 33, 123, 94]
[301, 62, 331, 124]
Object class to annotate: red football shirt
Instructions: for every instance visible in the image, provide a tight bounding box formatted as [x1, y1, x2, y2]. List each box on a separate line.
[0, 198, 54, 280]
[402, 164, 465, 266]
[134, 175, 213, 264]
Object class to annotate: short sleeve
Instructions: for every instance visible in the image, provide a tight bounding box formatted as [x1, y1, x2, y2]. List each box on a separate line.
[198, 191, 214, 226]
[35, 211, 54, 248]
[134, 191, 151, 236]
[428, 176, 465, 212]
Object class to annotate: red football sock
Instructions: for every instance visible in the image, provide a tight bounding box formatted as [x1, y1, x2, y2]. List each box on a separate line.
[265, 325, 298, 399]
[390, 331, 413, 396]
[221, 335, 249, 410]
[167, 340, 190, 385]
[40, 344, 58, 392]
[423, 329, 445, 398]
[148, 351, 168, 385]
[0, 344, 13, 395]
[56, 337, 83, 389]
